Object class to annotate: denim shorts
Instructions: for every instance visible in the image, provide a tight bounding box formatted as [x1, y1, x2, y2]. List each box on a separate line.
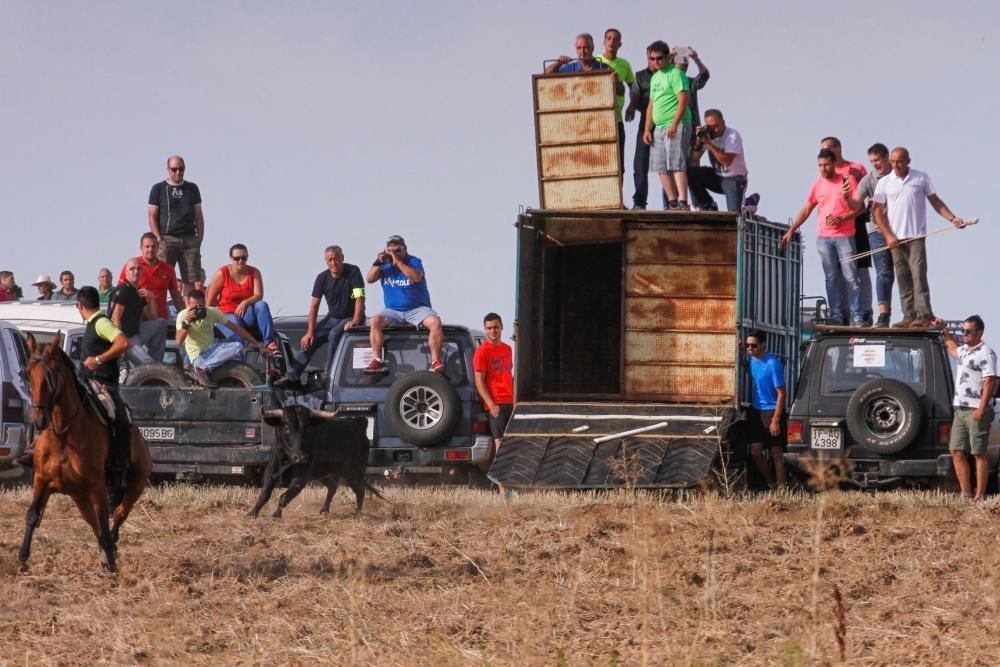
[379, 306, 438, 326]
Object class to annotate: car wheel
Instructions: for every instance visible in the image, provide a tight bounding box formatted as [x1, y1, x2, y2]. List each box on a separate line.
[125, 362, 186, 388]
[386, 370, 461, 446]
[846, 378, 923, 455]
[211, 361, 263, 389]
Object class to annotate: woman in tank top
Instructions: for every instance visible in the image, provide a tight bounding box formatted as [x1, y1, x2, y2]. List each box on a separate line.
[205, 243, 277, 350]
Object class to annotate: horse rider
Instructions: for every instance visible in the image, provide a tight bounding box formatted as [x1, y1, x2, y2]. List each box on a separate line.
[76, 286, 133, 501]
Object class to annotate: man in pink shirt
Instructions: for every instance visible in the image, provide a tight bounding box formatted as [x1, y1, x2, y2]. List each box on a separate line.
[781, 149, 864, 326]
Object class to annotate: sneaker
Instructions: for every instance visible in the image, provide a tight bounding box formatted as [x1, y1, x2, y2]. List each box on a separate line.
[429, 359, 445, 374]
[892, 319, 913, 328]
[632, 204, 647, 210]
[188, 367, 217, 388]
[875, 313, 891, 328]
[271, 376, 298, 388]
[364, 358, 388, 375]
[907, 317, 931, 329]
[676, 200, 691, 211]
[265, 341, 280, 353]
[850, 320, 867, 328]
[697, 201, 718, 212]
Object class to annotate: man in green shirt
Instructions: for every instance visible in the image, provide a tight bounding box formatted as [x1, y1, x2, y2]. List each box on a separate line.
[176, 289, 268, 387]
[642, 44, 693, 210]
[596, 28, 635, 194]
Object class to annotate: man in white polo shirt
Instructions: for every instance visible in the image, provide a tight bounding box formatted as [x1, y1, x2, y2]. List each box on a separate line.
[872, 147, 966, 327]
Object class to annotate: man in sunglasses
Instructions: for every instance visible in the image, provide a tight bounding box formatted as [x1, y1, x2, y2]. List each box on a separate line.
[741, 330, 787, 488]
[148, 155, 204, 298]
[938, 316, 997, 501]
[625, 40, 668, 210]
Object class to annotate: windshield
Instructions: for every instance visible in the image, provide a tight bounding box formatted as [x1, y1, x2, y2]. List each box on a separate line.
[337, 335, 469, 388]
[820, 342, 925, 395]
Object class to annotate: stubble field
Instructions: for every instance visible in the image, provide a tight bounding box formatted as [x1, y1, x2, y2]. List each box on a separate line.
[0, 482, 998, 665]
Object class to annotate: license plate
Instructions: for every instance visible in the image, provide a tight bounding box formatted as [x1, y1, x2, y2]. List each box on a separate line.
[811, 426, 842, 449]
[139, 426, 176, 441]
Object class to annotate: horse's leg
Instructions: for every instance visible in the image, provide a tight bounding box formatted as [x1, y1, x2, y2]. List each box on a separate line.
[74, 489, 117, 573]
[111, 429, 151, 544]
[18, 477, 51, 567]
[272, 474, 308, 519]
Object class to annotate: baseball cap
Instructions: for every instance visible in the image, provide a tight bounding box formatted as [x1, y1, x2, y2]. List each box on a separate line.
[386, 235, 405, 246]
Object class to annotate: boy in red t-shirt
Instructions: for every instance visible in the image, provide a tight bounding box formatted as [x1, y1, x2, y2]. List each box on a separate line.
[473, 312, 514, 455]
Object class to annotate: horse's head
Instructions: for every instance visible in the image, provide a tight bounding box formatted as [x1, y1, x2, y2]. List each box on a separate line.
[25, 332, 68, 431]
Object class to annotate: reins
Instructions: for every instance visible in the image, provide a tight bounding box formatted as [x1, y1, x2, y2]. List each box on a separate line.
[29, 357, 85, 439]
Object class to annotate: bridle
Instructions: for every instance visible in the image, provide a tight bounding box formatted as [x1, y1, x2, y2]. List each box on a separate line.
[28, 355, 82, 438]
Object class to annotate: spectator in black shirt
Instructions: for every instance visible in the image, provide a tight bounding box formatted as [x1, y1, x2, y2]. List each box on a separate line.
[275, 246, 366, 387]
[110, 257, 167, 365]
[148, 155, 204, 298]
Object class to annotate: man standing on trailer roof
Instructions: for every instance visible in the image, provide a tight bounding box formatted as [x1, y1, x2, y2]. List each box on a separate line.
[596, 28, 635, 193]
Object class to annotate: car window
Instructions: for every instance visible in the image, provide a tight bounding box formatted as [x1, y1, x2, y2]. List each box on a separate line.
[337, 337, 469, 388]
[7, 329, 28, 368]
[820, 343, 925, 395]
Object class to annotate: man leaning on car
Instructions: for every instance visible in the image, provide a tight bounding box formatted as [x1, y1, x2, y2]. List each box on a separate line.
[938, 315, 997, 501]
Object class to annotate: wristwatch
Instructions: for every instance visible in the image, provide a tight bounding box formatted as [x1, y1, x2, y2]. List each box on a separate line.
[95, 355, 103, 365]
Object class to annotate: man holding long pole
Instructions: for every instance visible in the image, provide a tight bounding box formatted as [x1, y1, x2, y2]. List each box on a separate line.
[871, 147, 966, 327]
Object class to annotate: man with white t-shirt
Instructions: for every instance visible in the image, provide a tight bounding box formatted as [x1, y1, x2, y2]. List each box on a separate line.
[872, 147, 966, 327]
[687, 108, 748, 212]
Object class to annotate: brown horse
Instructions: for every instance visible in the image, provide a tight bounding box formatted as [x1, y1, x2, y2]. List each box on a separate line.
[19, 334, 152, 572]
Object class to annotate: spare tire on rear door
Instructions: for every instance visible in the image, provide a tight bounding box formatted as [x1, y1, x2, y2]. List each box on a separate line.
[846, 378, 923, 455]
[386, 370, 461, 446]
[211, 361, 263, 389]
[125, 362, 186, 388]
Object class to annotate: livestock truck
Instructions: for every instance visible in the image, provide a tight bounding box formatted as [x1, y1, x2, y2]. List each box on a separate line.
[487, 69, 802, 489]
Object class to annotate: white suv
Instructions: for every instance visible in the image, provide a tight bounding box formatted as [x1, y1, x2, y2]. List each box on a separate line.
[0, 319, 31, 480]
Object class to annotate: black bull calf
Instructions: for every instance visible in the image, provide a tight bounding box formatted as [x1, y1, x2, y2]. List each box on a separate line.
[249, 405, 386, 519]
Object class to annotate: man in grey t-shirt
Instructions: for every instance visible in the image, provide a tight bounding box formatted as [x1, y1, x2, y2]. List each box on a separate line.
[849, 143, 894, 328]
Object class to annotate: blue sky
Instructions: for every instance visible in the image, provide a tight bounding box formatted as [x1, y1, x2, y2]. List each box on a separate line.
[3, 1, 997, 335]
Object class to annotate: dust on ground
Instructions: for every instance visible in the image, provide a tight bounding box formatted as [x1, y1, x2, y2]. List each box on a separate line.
[0, 483, 998, 665]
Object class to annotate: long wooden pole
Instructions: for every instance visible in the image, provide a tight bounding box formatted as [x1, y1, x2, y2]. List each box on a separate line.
[840, 218, 979, 263]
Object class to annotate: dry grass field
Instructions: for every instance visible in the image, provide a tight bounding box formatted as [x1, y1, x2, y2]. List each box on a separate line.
[0, 482, 998, 665]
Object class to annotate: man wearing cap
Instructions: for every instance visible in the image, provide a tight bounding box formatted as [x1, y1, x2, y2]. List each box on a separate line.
[32, 275, 55, 300]
[275, 245, 366, 388]
[365, 236, 444, 374]
[148, 155, 204, 298]
[53, 271, 79, 301]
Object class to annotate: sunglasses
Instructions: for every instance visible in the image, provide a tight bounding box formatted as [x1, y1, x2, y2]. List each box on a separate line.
[231, 255, 248, 262]
[745, 343, 759, 349]
[169, 166, 185, 172]
[962, 329, 977, 335]
[649, 55, 665, 61]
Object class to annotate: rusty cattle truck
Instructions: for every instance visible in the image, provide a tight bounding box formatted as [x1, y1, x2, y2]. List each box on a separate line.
[487, 69, 802, 489]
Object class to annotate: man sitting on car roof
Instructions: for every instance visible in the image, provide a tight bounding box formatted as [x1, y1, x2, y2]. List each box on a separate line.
[364, 235, 445, 375]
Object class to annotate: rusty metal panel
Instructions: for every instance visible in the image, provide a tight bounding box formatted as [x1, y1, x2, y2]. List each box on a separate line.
[625, 296, 736, 331]
[537, 110, 617, 145]
[625, 364, 733, 402]
[534, 71, 621, 210]
[540, 143, 618, 179]
[535, 72, 616, 113]
[542, 177, 622, 211]
[624, 331, 736, 365]
[544, 217, 622, 244]
[626, 264, 737, 298]
[627, 226, 737, 264]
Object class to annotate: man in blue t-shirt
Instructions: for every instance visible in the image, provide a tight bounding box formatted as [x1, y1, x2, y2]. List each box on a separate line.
[365, 235, 444, 374]
[544, 33, 612, 74]
[743, 329, 787, 487]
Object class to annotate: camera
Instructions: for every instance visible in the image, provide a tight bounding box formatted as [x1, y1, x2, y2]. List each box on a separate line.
[193, 305, 207, 321]
[696, 125, 712, 141]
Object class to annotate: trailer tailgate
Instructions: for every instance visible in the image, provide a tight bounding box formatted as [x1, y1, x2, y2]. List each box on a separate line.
[489, 402, 730, 488]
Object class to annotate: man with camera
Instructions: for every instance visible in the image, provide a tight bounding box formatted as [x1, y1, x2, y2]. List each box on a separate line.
[176, 289, 269, 388]
[687, 109, 748, 212]
[365, 235, 444, 375]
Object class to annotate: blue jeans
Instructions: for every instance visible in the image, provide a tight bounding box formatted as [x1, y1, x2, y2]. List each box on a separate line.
[193, 341, 243, 371]
[868, 230, 894, 307]
[222, 301, 275, 345]
[817, 236, 863, 325]
[687, 167, 748, 212]
[632, 117, 651, 208]
[287, 315, 351, 381]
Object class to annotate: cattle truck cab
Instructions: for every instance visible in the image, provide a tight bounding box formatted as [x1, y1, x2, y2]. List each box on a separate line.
[323, 324, 494, 481]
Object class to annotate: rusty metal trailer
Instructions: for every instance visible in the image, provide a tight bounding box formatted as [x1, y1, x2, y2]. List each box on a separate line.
[489, 209, 802, 489]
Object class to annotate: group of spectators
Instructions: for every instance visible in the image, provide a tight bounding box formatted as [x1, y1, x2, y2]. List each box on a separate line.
[782, 140, 967, 329]
[546, 30, 748, 212]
